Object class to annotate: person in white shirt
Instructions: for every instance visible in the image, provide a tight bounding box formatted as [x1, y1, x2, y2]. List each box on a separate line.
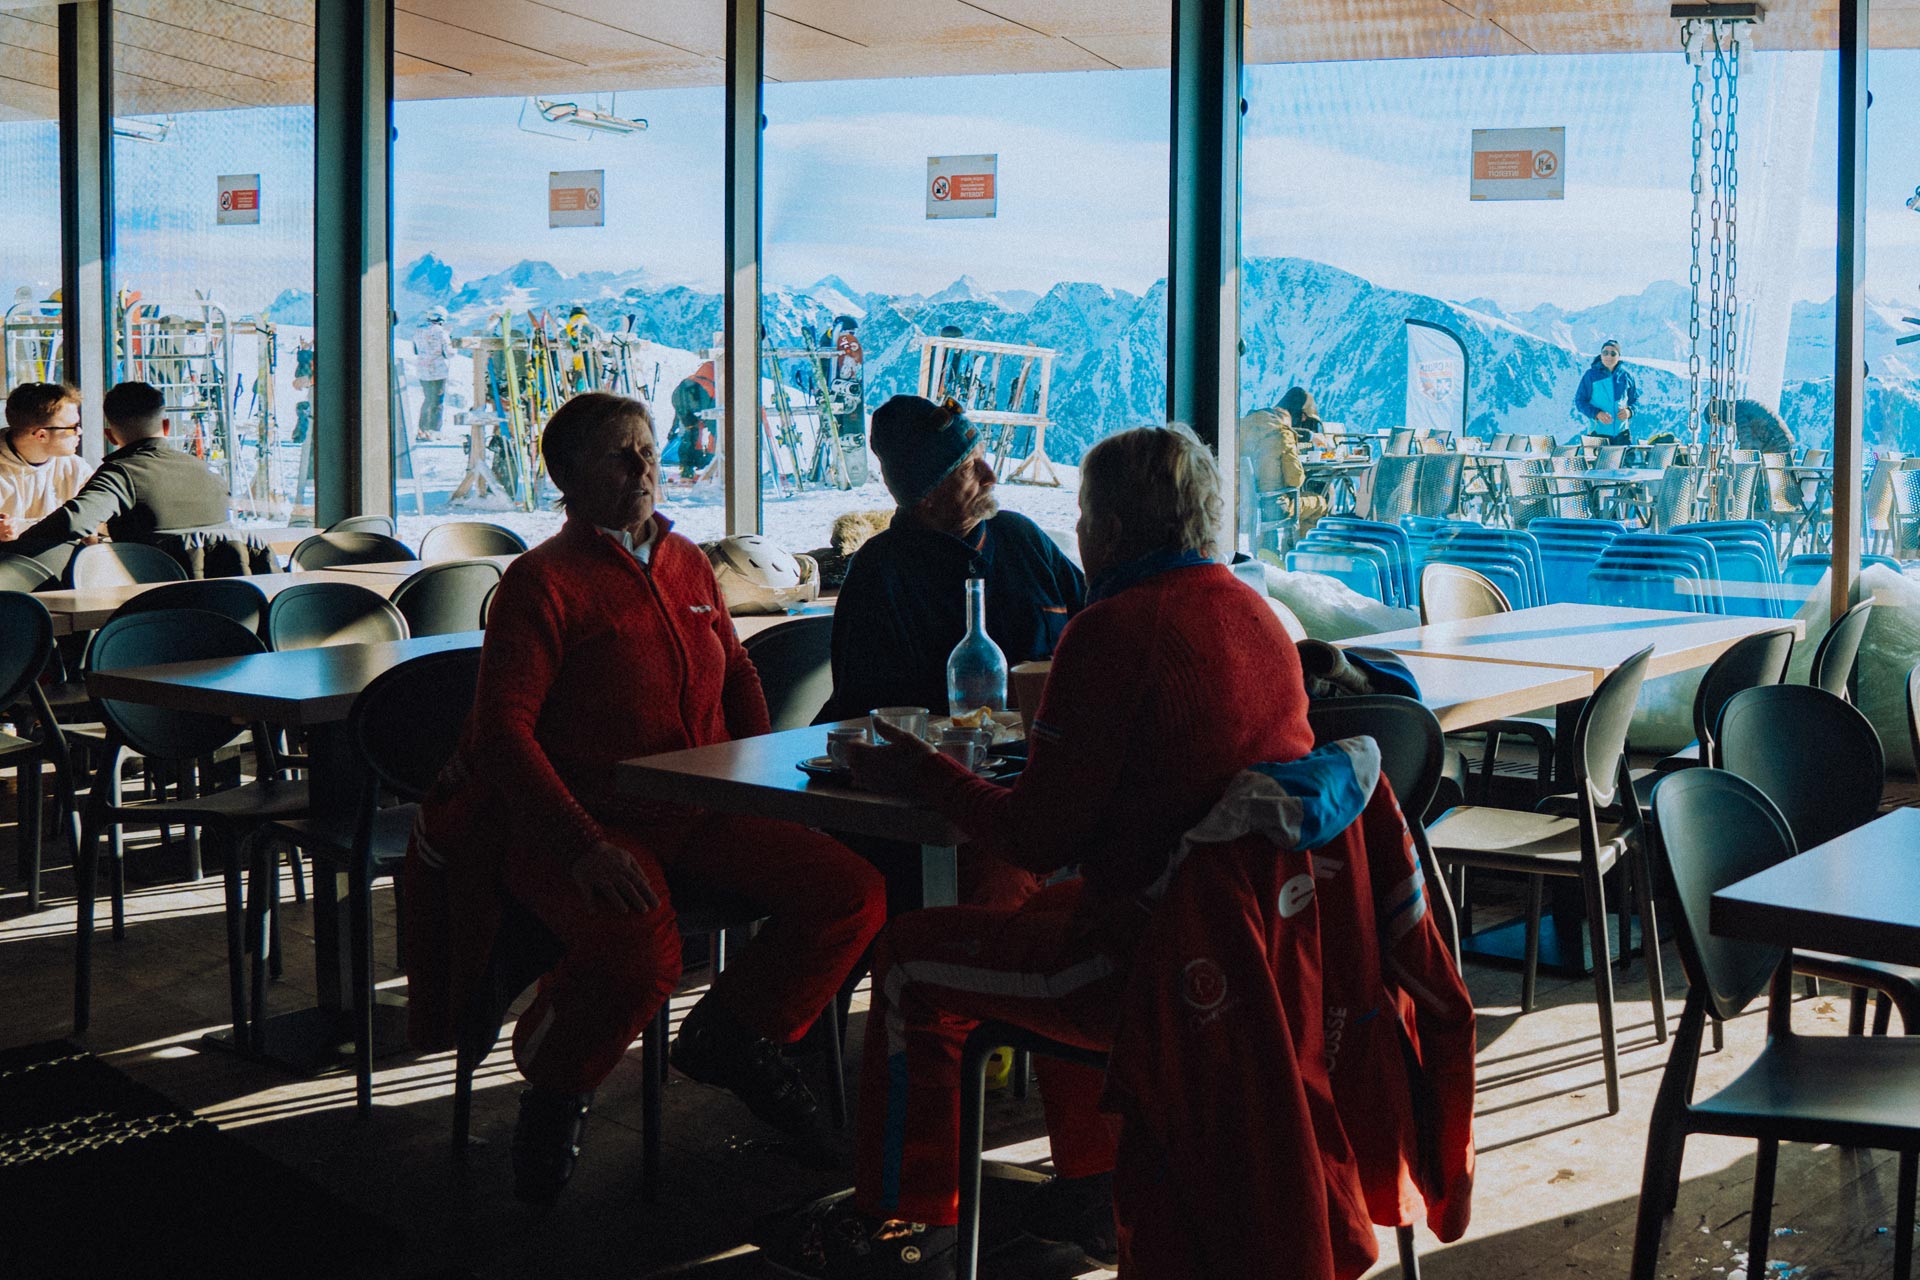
[413, 309, 455, 441]
[0, 382, 92, 542]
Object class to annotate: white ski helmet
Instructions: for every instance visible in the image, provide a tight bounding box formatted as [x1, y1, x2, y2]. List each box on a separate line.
[705, 535, 820, 615]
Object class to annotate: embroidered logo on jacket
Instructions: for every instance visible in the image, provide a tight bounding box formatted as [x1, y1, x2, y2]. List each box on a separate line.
[688, 604, 713, 614]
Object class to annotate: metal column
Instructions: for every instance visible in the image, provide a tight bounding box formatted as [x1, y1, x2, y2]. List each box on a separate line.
[722, 0, 764, 536]
[313, 0, 393, 524]
[1829, 0, 1868, 622]
[1166, 0, 1243, 534]
[58, 1, 113, 461]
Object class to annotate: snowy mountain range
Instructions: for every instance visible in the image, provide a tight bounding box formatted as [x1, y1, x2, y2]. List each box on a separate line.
[363, 252, 1920, 461]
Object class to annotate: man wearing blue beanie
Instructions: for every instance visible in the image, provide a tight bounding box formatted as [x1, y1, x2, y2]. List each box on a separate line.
[818, 394, 1085, 906]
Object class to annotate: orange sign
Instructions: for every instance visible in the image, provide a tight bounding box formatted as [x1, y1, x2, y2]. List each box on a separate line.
[949, 173, 995, 200]
[1472, 150, 1533, 181]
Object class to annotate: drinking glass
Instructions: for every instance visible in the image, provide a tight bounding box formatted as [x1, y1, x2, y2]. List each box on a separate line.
[870, 706, 930, 742]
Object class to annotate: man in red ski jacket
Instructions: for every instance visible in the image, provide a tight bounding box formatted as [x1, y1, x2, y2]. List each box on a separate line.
[402, 392, 885, 1204]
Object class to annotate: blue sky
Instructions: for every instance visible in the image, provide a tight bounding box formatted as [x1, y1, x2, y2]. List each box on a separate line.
[0, 49, 1915, 318]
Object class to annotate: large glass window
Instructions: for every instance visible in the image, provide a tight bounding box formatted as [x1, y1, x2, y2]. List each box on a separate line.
[111, 0, 315, 527]
[0, 7, 63, 394]
[759, 12, 1170, 563]
[391, 83, 722, 548]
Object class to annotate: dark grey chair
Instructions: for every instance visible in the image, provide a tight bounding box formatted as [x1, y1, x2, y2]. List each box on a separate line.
[389, 561, 502, 637]
[1429, 646, 1662, 1114]
[67, 541, 189, 589]
[103, 578, 269, 637]
[73, 609, 311, 1044]
[1719, 683, 1920, 1036]
[1810, 597, 1874, 700]
[274, 646, 481, 1113]
[325, 514, 396, 538]
[0, 557, 53, 591]
[1649, 626, 1796, 775]
[1636, 768, 1920, 1280]
[0, 592, 80, 912]
[291, 531, 416, 570]
[418, 521, 527, 561]
[746, 615, 834, 731]
[267, 581, 409, 651]
[955, 704, 1449, 1280]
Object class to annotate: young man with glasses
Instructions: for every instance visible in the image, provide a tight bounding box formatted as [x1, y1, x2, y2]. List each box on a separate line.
[0, 382, 92, 542]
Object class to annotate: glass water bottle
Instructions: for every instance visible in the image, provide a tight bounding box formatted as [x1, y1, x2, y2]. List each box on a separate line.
[946, 577, 1008, 717]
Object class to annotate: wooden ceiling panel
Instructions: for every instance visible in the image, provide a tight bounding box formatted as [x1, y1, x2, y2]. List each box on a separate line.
[396, 1, 685, 68]
[770, 33, 1113, 82]
[535, 0, 725, 60]
[771, 0, 1029, 47]
[120, 0, 314, 63]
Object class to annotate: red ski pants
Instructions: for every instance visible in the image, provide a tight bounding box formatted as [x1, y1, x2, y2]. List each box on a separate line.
[854, 880, 1129, 1227]
[505, 812, 886, 1094]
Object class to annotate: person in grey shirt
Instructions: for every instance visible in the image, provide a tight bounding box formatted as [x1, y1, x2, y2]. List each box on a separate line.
[6, 380, 229, 572]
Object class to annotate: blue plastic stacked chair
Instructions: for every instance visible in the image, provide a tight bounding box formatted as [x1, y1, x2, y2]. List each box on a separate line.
[1396, 515, 1474, 595]
[1782, 552, 1900, 591]
[1425, 526, 1546, 609]
[1587, 533, 1726, 613]
[1528, 518, 1624, 604]
[1671, 521, 1784, 619]
[1314, 517, 1416, 606]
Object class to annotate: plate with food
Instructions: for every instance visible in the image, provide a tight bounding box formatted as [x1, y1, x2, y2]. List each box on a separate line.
[934, 706, 1025, 745]
[796, 755, 853, 783]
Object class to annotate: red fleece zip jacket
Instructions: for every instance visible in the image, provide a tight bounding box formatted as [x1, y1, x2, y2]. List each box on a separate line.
[914, 562, 1315, 902]
[456, 515, 770, 867]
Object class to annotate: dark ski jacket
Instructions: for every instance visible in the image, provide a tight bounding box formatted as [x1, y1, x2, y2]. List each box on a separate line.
[8, 435, 228, 573]
[818, 509, 1084, 724]
[1572, 360, 1640, 425]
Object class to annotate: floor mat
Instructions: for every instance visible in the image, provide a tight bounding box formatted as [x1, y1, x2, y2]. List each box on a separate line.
[0, 1039, 404, 1280]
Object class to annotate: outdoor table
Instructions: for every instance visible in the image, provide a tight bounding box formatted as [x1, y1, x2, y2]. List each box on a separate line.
[1352, 603, 1804, 971]
[34, 569, 405, 636]
[1712, 808, 1920, 966]
[83, 632, 483, 1072]
[1302, 457, 1374, 514]
[1468, 449, 1548, 461]
[618, 722, 969, 909]
[1579, 467, 1664, 486]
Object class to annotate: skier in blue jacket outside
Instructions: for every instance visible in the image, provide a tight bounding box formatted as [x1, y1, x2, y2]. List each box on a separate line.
[1572, 339, 1639, 445]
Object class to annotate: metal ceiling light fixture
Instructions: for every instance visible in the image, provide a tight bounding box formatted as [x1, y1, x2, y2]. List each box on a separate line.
[111, 115, 173, 144]
[533, 96, 648, 136]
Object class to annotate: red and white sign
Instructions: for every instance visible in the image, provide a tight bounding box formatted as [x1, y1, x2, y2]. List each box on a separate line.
[926, 154, 998, 220]
[1470, 127, 1565, 202]
[549, 169, 605, 228]
[217, 174, 260, 225]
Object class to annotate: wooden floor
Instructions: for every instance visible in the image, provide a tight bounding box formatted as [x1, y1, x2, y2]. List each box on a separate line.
[4, 810, 1915, 1280]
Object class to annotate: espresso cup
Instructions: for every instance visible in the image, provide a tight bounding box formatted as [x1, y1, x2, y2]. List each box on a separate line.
[826, 725, 869, 769]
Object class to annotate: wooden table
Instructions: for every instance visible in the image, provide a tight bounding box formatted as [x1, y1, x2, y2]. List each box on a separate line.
[1356, 602, 1803, 681]
[1389, 653, 1595, 732]
[85, 632, 483, 1071]
[35, 570, 402, 636]
[1711, 808, 1920, 966]
[617, 721, 967, 908]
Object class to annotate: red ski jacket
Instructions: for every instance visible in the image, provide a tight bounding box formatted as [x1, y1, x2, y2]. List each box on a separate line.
[1103, 752, 1476, 1279]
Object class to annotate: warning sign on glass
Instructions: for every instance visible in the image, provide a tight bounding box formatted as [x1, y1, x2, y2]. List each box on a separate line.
[926, 155, 997, 220]
[1470, 128, 1564, 201]
[217, 174, 260, 225]
[549, 169, 605, 228]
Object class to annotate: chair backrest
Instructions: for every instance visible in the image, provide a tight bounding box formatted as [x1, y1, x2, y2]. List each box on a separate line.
[291, 530, 417, 570]
[417, 521, 528, 561]
[1652, 768, 1797, 1022]
[479, 580, 499, 629]
[742, 615, 834, 731]
[1650, 466, 1699, 533]
[266, 580, 410, 650]
[1419, 561, 1511, 625]
[1576, 646, 1654, 807]
[1503, 458, 1556, 526]
[326, 514, 395, 537]
[1810, 597, 1873, 699]
[104, 578, 269, 636]
[0, 556, 53, 591]
[1367, 455, 1422, 523]
[68, 541, 189, 589]
[84, 608, 263, 761]
[1690, 628, 1795, 767]
[350, 646, 482, 802]
[0, 591, 54, 710]
[1305, 694, 1443, 822]
[1413, 454, 1464, 517]
[388, 561, 502, 637]
[1386, 427, 1415, 456]
[1719, 683, 1883, 853]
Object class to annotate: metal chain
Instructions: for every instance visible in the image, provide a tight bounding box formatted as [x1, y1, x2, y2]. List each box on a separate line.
[1725, 28, 1741, 432]
[1707, 22, 1727, 456]
[1685, 20, 1703, 443]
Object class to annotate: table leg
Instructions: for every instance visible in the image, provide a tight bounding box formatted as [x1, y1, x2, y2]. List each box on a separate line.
[920, 843, 958, 909]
